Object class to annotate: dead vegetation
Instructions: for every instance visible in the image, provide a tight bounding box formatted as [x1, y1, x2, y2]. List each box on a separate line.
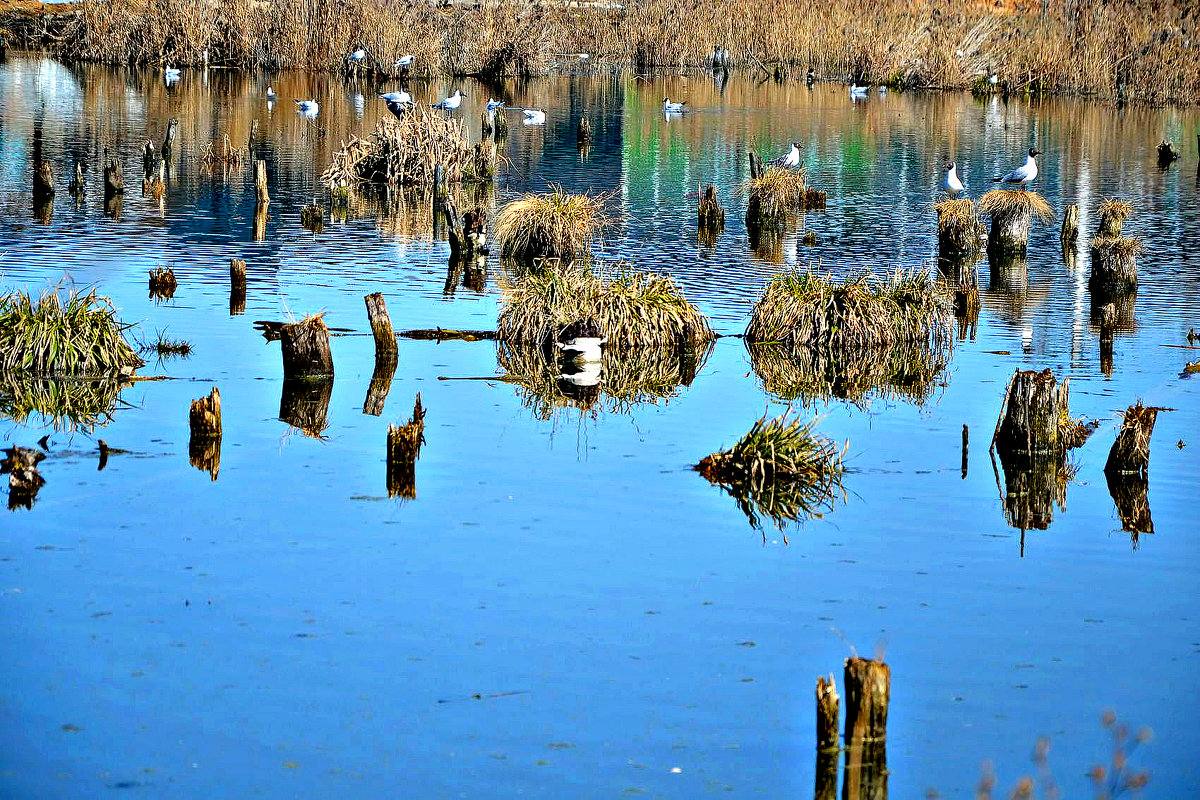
[494, 187, 614, 265]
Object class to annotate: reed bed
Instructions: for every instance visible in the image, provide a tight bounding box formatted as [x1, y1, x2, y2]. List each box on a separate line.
[748, 341, 948, 407]
[0, 288, 142, 376]
[745, 166, 807, 226]
[745, 268, 953, 352]
[322, 110, 492, 188]
[978, 189, 1055, 223]
[496, 263, 714, 350]
[496, 340, 713, 417]
[494, 187, 614, 265]
[44, 0, 1200, 104]
[695, 410, 847, 531]
[0, 374, 129, 431]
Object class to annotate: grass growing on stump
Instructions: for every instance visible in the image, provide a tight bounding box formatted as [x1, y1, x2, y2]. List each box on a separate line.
[745, 166, 807, 226]
[934, 198, 985, 255]
[0, 289, 142, 376]
[745, 269, 953, 351]
[496, 263, 713, 349]
[1096, 198, 1132, 237]
[695, 410, 846, 531]
[978, 189, 1055, 224]
[494, 186, 613, 265]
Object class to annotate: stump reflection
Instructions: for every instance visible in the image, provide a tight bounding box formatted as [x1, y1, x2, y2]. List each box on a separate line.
[280, 377, 333, 438]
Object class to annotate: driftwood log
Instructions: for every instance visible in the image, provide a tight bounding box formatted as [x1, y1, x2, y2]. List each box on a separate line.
[280, 315, 334, 378]
[386, 394, 426, 498]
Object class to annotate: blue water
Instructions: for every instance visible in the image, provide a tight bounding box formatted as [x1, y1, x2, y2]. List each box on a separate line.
[1, 57, 1198, 797]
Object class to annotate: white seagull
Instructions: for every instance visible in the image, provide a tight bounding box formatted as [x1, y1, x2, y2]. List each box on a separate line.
[295, 99, 319, 117]
[662, 97, 687, 113]
[395, 54, 414, 69]
[164, 65, 182, 80]
[486, 98, 506, 112]
[431, 89, 464, 111]
[941, 161, 964, 196]
[556, 320, 606, 363]
[266, 86, 277, 99]
[993, 147, 1041, 190]
[521, 108, 546, 125]
[378, 89, 413, 105]
[849, 82, 869, 99]
[771, 141, 802, 168]
[347, 48, 367, 63]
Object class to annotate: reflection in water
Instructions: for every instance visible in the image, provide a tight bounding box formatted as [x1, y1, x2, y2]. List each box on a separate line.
[0, 375, 126, 432]
[496, 340, 711, 419]
[1106, 471, 1153, 547]
[994, 448, 1077, 552]
[280, 377, 333, 438]
[748, 341, 948, 407]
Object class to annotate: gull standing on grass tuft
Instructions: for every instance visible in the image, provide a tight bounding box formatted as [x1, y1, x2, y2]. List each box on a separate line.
[941, 161, 965, 196]
[662, 97, 687, 113]
[432, 89, 464, 111]
[771, 142, 802, 168]
[993, 148, 1041, 190]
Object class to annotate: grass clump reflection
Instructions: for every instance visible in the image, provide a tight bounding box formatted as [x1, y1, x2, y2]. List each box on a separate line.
[696, 410, 846, 532]
[748, 341, 948, 406]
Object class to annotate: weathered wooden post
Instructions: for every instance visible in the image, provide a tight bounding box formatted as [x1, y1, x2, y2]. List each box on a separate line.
[842, 657, 889, 800]
[364, 292, 398, 363]
[248, 118, 259, 159]
[492, 107, 508, 142]
[103, 148, 123, 198]
[229, 258, 247, 315]
[142, 140, 156, 182]
[68, 159, 84, 198]
[253, 201, 269, 241]
[961, 424, 969, 479]
[1105, 402, 1160, 479]
[33, 158, 55, 201]
[994, 369, 1070, 456]
[481, 109, 494, 139]
[698, 184, 725, 241]
[161, 118, 179, 160]
[188, 387, 222, 480]
[577, 116, 592, 148]
[748, 151, 763, 180]
[1060, 203, 1078, 244]
[815, 674, 840, 800]
[254, 159, 269, 204]
[386, 394, 426, 499]
[432, 164, 449, 236]
[280, 314, 334, 379]
[1095, 199, 1129, 238]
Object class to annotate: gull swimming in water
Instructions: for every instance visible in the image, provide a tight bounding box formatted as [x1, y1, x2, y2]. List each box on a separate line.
[771, 141, 802, 168]
[266, 86, 277, 100]
[164, 65, 181, 80]
[295, 99, 319, 117]
[849, 82, 869, 99]
[521, 108, 546, 125]
[395, 54, 414, 69]
[993, 147, 1041, 190]
[486, 98, 506, 112]
[378, 89, 413, 105]
[662, 97, 687, 113]
[941, 161, 965, 196]
[431, 89, 464, 111]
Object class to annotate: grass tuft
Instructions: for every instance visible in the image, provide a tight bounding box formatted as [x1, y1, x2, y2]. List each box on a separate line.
[745, 268, 953, 352]
[745, 166, 807, 226]
[1090, 236, 1143, 258]
[978, 190, 1055, 223]
[497, 262, 713, 349]
[695, 410, 847, 531]
[494, 186, 614, 265]
[935, 198, 986, 253]
[138, 329, 192, 359]
[0, 288, 143, 377]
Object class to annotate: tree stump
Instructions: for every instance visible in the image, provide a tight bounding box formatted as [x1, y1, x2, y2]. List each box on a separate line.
[33, 159, 55, 200]
[248, 119, 259, 159]
[280, 377, 333, 437]
[1060, 203, 1078, 244]
[68, 159, 84, 198]
[386, 394, 426, 499]
[254, 159, 269, 204]
[253, 201, 269, 241]
[2, 445, 46, 497]
[493, 108, 509, 142]
[816, 673, 840, 751]
[280, 314, 334, 378]
[842, 657, 889, 800]
[105, 194, 123, 219]
[935, 198, 984, 261]
[103, 150, 123, 197]
[1089, 237, 1140, 297]
[148, 267, 177, 300]
[698, 184, 725, 236]
[987, 204, 1032, 256]
[1156, 140, 1179, 167]
[748, 151, 764, 180]
[142, 140, 156, 181]
[1099, 325, 1114, 376]
[230, 259, 247, 315]
[481, 109, 493, 139]
[161, 118, 179, 159]
[188, 387, 222, 480]
[364, 292, 398, 363]
[1106, 469, 1153, 543]
[995, 369, 1070, 456]
[998, 451, 1063, 532]
[1104, 402, 1160, 478]
[577, 116, 592, 147]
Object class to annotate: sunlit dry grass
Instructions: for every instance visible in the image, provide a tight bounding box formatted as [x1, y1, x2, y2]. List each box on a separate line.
[494, 187, 613, 265]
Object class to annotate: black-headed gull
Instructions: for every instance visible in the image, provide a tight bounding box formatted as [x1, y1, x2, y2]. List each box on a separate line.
[266, 86, 277, 100]
[379, 89, 413, 105]
[662, 97, 687, 113]
[432, 89, 464, 111]
[395, 54, 414, 69]
[486, 98, 506, 112]
[941, 161, 964, 196]
[771, 142, 802, 168]
[347, 48, 367, 63]
[849, 82, 869, 99]
[993, 148, 1041, 190]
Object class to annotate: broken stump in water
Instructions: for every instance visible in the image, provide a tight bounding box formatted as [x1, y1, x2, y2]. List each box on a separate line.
[229, 259, 247, 315]
[979, 189, 1054, 257]
[493, 108, 509, 142]
[386, 393, 426, 499]
[1089, 236, 1141, 298]
[935, 198, 985, 261]
[364, 292, 398, 363]
[803, 188, 827, 210]
[1096, 198, 1131, 238]
[1106, 468, 1154, 544]
[103, 149, 123, 197]
[842, 656, 888, 800]
[148, 267, 177, 300]
[280, 314, 334, 379]
[161, 118, 179, 160]
[993, 369, 1073, 456]
[188, 387, 222, 480]
[300, 200, 324, 233]
[697, 184, 724, 238]
[3, 446, 46, 508]
[577, 116, 592, 147]
[253, 201, 268, 241]
[1060, 203, 1079, 245]
[814, 677, 839, 800]
[1156, 140, 1179, 167]
[33, 158, 55, 201]
[363, 355, 397, 417]
[254, 159, 269, 204]
[68, 159, 84, 198]
[1105, 402, 1161, 478]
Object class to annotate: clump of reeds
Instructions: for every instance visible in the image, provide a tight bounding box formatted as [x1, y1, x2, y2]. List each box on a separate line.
[745, 166, 806, 227]
[496, 262, 713, 349]
[748, 341, 948, 407]
[745, 268, 953, 352]
[322, 109, 494, 188]
[1090, 236, 1143, 259]
[695, 410, 847, 531]
[935, 198, 986, 255]
[1096, 198, 1132, 238]
[148, 267, 177, 298]
[200, 135, 242, 167]
[138, 329, 192, 359]
[697, 184, 724, 233]
[0, 288, 142, 376]
[494, 186, 614, 265]
[978, 190, 1055, 223]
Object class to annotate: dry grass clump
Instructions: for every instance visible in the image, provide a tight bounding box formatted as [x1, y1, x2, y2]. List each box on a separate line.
[0, 375, 130, 432]
[1097, 198, 1132, 237]
[0, 288, 142, 376]
[745, 166, 807, 226]
[935, 198, 986, 254]
[496, 340, 712, 417]
[748, 341, 948, 407]
[322, 110, 494, 188]
[745, 268, 953, 352]
[494, 187, 614, 265]
[978, 190, 1055, 223]
[497, 263, 714, 349]
[695, 410, 847, 531]
[1090, 236, 1144, 259]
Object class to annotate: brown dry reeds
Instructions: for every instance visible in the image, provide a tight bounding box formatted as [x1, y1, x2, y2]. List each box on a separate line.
[497, 263, 713, 350]
[745, 166, 806, 227]
[494, 187, 614, 265]
[695, 410, 847, 532]
[322, 110, 494, 188]
[745, 268, 953, 352]
[200, 134, 243, 167]
[978, 190, 1055, 224]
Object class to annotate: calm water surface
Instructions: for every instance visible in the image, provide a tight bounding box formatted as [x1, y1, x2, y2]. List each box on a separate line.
[1, 57, 1199, 797]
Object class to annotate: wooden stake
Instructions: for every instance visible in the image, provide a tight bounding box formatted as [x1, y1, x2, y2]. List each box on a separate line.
[1060, 203, 1078, 244]
[842, 656, 889, 800]
[33, 159, 55, 200]
[188, 387, 222, 480]
[253, 201, 268, 241]
[364, 292, 398, 363]
[1104, 402, 1161, 478]
[254, 159, 269, 203]
[230, 259, 247, 315]
[816, 673, 840, 751]
[987, 204, 1034, 256]
[698, 184, 725, 234]
[161, 118, 179, 159]
[280, 314, 335, 378]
